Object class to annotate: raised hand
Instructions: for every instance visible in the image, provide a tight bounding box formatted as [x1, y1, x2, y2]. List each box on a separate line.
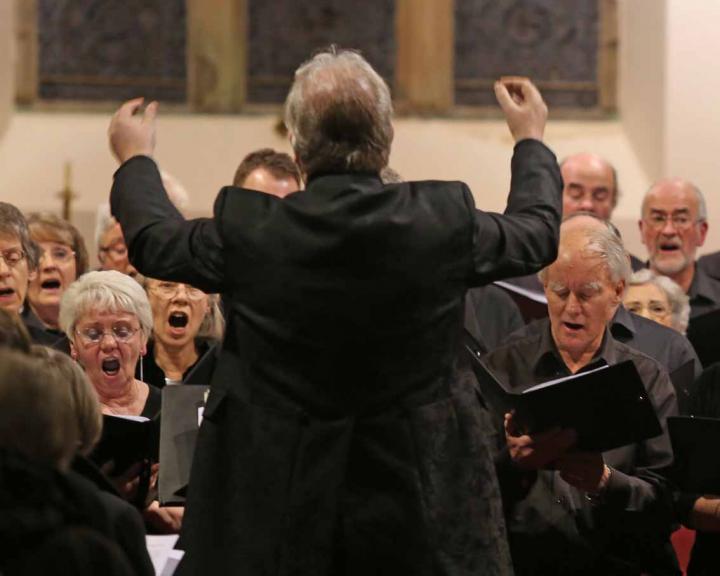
[494, 76, 548, 143]
[108, 97, 158, 163]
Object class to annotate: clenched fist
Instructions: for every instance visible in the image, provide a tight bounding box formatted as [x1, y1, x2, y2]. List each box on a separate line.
[494, 77, 548, 143]
[108, 97, 158, 164]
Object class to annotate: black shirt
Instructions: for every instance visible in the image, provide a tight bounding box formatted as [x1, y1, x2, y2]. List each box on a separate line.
[140, 384, 161, 419]
[688, 266, 720, 319]
[136, 339, 213, 389]
[20, 305, 70, 352]
[697, 251, 720, 282]
[484, 319, 679, 576]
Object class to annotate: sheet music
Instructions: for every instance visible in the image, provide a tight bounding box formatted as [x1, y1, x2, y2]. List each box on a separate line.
[147, 534, 184, 575]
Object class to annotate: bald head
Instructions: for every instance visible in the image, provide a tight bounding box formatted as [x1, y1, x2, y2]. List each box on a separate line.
[560, 153, 618, 220]
[284, 48, 394, 178]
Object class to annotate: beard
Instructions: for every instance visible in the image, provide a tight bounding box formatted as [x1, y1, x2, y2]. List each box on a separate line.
[651, 251, 689, 276]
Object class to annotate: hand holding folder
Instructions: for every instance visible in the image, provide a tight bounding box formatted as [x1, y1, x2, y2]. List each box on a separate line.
[466, 338, 663, 453]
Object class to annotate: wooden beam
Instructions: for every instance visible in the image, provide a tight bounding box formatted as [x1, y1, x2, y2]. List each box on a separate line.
[14, 0, 38, 105]
[395, 0, 454, 113]
[186, 0, 246, 113]
[598, 0, 618, 112]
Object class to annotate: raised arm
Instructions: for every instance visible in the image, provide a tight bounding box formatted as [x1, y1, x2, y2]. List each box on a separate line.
[107, 99, 225, 293]
[468, 78, 563, 285]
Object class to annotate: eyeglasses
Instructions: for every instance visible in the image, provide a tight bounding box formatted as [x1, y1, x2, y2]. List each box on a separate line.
[0, 248, 26, 268]
[98, 243, 128, 260]
[149, 281, 206, 301]
[644, 213, 702, 231]
[75, 323, 140, 345]
[40, 246, 75, 264]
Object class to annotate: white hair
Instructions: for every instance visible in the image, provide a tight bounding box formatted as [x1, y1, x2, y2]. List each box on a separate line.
[59, 270, 153, 340]
[629, 268, 690, 334]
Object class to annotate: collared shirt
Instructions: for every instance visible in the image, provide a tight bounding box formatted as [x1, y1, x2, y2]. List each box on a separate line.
[502, 306, 701, 398]
[688, 265, 720, 318]
[484, 318, 678, 576]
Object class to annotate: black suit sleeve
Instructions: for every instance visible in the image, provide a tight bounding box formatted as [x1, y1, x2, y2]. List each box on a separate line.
[467, 139, 563, 285]
[110, 155, 226, 293]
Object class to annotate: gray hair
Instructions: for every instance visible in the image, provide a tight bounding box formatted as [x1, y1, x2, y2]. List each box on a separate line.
[94, 203, 115, 250]
[59, 270, 153, 340]
[0, 202, 40, 270]
[629, 268, 690, 334]
[198, 293, 225, 342]
[284, 47, 394, 177]
[539, 214, 631, 287]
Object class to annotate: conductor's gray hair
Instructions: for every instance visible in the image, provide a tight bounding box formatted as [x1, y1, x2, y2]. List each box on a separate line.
[629, 268, 691, 334]
[284, 47, 394, 177]
[59, 270, 153, 340]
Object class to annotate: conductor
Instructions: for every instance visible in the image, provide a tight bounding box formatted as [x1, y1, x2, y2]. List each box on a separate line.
[108, 48, 562, 575]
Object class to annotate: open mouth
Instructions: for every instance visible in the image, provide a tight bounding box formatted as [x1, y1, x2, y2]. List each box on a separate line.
[101, 358, 120, 376]
[168, 311, 189, 328]
[659, 243, 680, 252]
[0, 287, 15, 298]
[563, 321, 583, 331]
[41, 279, 61, 290]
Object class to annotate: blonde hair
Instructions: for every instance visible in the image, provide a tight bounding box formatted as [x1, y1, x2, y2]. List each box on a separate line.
[30, 346, 102, 456]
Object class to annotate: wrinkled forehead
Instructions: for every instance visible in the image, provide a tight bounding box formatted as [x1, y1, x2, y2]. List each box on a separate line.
[644, 183, 699, 214]
[76, 305, 138, 326]
[546, 250, 611, 287]
[561, 156, 614, 189]
[625, 282, 668, 303]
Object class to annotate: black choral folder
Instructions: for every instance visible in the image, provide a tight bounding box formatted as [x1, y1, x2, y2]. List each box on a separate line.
[158, 385, 209, 506]
[669, 360, 696, 415]
[668, 415, 720, 493]
[466, 343, 663, 452]
[91, 414, 160, 473]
